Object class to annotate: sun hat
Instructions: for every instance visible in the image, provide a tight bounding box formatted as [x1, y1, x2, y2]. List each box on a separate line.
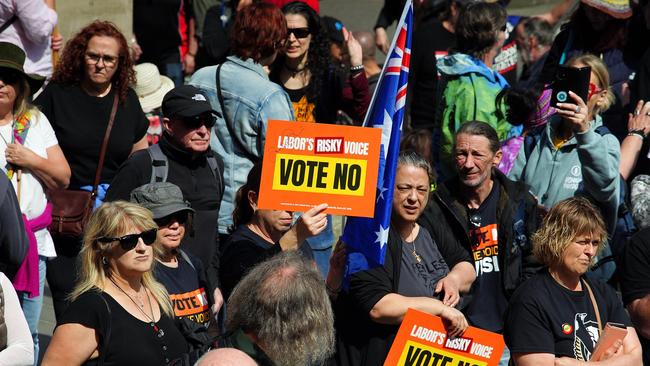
[130, 182, 195, 220]
[0, 42, 45, 93]
[133, 63, 175, 113]
[581, 0, 632, 19]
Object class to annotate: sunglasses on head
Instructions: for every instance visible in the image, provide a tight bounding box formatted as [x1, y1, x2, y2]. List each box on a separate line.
[155, 212, 189, 227]
[0, 69, 22, 85]
[287, 27, 311, 39]
[98, 228, 158, 251]
[181, 114, 217, 129]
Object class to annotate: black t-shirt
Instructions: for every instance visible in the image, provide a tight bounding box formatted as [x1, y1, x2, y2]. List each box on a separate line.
[219, 225, 314, 300]
[619, 228, 650, 364]
[154, 252, 211, 327]
[409, 19, 456, 130]
[58, 290, 188, 365]
[133, 0, 192, 66]
[398, 227, 449, 298]
[34, 83, 149, 188]
[464, 180, 509, 332]
[505, 270, 630, 360]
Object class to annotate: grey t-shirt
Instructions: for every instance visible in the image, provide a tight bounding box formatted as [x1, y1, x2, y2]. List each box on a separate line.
[398, 227, 450, 298]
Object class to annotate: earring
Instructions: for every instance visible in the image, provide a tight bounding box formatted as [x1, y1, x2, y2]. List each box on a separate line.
[102, 256, 108, 265]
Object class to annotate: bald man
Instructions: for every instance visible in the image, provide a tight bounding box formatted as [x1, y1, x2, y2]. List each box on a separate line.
[353, 31, 381, 94]
[195, 348, 257, 366]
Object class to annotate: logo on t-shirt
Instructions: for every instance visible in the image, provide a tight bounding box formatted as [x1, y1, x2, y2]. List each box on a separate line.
[573, 313, 599, 361]
[470, 223, 500, 275]
[170, 287, 211, 324]
[292, 95, 317, 122]
[562, 323, 573, 334]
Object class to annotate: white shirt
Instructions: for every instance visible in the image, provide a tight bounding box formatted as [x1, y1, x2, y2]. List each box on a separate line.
[0, 111, 58, 258]
[0, 272, 34, 366]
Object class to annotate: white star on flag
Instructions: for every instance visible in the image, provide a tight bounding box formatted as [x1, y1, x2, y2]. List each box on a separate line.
[375, 225, 390, 248]
[377, 187, 388, 203]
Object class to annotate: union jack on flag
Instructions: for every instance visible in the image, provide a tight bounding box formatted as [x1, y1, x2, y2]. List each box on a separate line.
[341, 0, 413, 274]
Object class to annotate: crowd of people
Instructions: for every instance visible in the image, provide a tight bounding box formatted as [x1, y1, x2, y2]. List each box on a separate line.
[0, 0, 650, 365]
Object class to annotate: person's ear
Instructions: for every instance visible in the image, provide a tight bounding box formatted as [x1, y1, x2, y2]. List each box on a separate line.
[493, 149, 503, 166]
[247, 190, 259, 211]
[162, 117, 173, 135]
[596, 88, 608, 108]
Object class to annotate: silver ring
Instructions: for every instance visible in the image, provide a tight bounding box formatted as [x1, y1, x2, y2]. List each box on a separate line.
[575, 106, 581, 114]
[635, 110, 641, 116]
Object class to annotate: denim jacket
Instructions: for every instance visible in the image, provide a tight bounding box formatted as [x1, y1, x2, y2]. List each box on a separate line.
[190, 56, 295, 234]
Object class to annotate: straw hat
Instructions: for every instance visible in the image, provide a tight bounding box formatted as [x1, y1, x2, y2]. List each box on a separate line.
[581, 0, 632, 19]
[133, 63, 175, 113]
[0, 42, 45, 93]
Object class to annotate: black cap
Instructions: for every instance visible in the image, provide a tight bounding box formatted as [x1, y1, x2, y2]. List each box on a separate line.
[162, 85, 220, 118]
[321, 16, 344, 44]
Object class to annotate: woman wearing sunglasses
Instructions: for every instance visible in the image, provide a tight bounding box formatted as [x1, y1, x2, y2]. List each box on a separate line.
[510, 54, 621, 241]
[42, 201, 188, 366]
[504, 197, 642, 365]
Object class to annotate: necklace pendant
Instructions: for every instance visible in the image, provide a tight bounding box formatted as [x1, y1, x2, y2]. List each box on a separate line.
[412, 250, 422, 263]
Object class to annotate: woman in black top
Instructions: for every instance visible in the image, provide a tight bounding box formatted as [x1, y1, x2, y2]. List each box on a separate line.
[34, 21, 149, 319]
[42, 201, 188, 365]
[219, 163, 328, 300]
[504, 197, 642, 365]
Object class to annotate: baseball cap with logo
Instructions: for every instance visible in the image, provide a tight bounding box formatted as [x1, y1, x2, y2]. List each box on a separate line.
[162, 85, 220, 119]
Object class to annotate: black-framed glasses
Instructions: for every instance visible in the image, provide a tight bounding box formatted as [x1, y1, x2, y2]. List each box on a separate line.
[85, 52, 119, 67]
[287, 27, 311, 39]
[98, 229, 157, 250]
[181, 114, 217, 129]
[0, 69, 22, 85]
[155, 212, 189, 227]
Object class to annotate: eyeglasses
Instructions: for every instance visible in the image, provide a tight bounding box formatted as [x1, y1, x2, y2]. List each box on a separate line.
[0, 69, 22, 85]
[85, 52, 119, 67]
[287, 27, 311, 39]
[180, 114, 217, 129]
[155, 212, 189, 227]
[98, 229, 158, 251]
[588, 83, 603, 100]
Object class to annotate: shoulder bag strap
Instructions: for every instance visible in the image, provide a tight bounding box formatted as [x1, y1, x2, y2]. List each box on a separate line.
[92, 94, 119, 197]
[216, 63, 258, 162]
[582, 278, 602, 335]
[98, 292, 112, 366]
[0, 15, 17, 34]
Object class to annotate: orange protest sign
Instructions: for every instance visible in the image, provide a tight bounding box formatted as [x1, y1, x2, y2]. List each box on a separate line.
[384, 309, 505, 366]
[258, 120, 381, 217]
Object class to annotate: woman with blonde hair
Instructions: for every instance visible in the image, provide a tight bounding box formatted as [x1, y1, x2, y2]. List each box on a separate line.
[504, 197, 642, 365]
[42, 201, 188, 366]
[510, 54, 620, 235]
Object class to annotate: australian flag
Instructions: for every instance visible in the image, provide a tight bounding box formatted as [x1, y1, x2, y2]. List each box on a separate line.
[341, 0, 413, 274]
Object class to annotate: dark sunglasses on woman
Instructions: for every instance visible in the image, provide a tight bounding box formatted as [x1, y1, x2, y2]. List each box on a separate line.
[287, 27, 311, 39]
[98, 228, 158, 251]
[155, 212, 189, 227]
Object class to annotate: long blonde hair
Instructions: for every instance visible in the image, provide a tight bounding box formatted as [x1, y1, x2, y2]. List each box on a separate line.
[13, 76, 38, 120]
[70, 201, 173, 317]
[567, 54, 615, 115]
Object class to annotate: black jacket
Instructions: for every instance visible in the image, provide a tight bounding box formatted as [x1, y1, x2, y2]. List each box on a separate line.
[419, 169, 542, 298]
[332, 222, 471, 366]
[105, 133, 224, 293]
[0, 174, 28, 279]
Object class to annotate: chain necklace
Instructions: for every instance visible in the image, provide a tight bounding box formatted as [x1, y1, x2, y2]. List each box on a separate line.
[408, 240, 422, 263]
[108, 277, 165, 338]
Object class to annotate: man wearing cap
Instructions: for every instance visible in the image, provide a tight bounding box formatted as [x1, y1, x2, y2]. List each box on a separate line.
[106, 85, 225, 312]
[131, 182, 212, 349]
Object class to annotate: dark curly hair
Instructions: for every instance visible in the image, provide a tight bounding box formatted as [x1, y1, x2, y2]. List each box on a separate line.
[52, 21, 135, 102]
[230, 3, 288, 63]
[270, 1, 332, 111]
[455, 2, 507, 59]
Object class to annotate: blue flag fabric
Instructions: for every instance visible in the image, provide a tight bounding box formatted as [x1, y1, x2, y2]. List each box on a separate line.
[341, 1, 413, 275]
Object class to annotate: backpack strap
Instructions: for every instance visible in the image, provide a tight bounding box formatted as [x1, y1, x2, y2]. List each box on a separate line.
[178, 249, 196, 271]
[206, 153, 223, 193]
[147, 144, 169, 183]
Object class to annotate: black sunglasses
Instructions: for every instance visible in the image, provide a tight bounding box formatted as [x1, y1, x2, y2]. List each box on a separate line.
[181, 114, 217, 129]
[98, 229, 158, 251]
[287, 27, 311, 39]
[0, 69, 22, 85]
[155, 212, 189, 227]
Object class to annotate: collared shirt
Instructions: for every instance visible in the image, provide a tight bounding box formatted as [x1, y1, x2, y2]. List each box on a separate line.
[0, 0, 57, 77]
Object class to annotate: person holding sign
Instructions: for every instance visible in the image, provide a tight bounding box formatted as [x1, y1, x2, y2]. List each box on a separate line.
[219, 163, 328, 300]
[334, 152, 475, 366]
[504, 197, 642, 365]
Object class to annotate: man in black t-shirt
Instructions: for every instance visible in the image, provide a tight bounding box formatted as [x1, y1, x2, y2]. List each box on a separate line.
[419, 121, 541, 364]
[619, 227, 650, 364]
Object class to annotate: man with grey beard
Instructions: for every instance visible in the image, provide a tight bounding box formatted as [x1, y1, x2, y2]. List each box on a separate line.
[223, 251, 335, 366]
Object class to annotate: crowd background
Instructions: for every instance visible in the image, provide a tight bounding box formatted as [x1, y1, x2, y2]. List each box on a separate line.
[1, 0, 650, 365]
